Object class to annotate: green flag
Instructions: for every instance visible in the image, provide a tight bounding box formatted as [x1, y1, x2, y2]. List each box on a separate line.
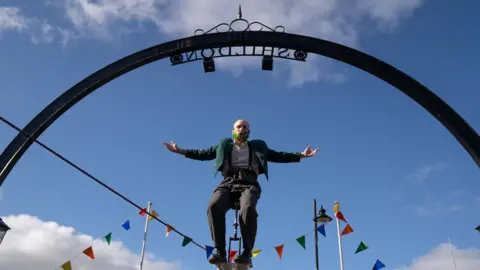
[355, 241, 368, 254]
[296, 235, 306, 250]
[182, 236, 192, 247]
[105, 233, 112, 245]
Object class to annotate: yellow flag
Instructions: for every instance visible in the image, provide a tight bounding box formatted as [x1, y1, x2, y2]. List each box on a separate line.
[61, 261, 72, 270]
[148, 210, 159, 221]
[333, 201, 340, 213]
[252, 249, 262, 258]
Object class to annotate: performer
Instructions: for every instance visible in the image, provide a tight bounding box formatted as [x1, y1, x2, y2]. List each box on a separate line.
[162, 119, 319, 265]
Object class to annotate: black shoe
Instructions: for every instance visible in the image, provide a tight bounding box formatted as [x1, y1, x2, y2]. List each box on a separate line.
[234, 249, 252, 265]
[208, 249, 227, 265]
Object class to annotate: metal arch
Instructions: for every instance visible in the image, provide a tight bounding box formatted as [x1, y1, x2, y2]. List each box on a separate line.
[0, 31, 479, 186]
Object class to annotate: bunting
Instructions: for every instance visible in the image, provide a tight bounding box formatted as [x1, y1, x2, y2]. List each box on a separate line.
[333, 202, 387, 270]
[341, 224, 354, 236]
[206, 245, 215, 259]
[296, 235, 306, 250]
[121, 220, 130, 230]
[82, 246, 95, 260]
[335, 211, 348, 223]
[182, 236, 192, 247]
[60, 261, 72, 270]
[229, 250, 238, 262]
[372, 259, 386, 270]
[274, 244, 284, 259]
[148, 210, 159, 221]
[476, 225, 480, 232]
[165, 224, 173, 237]
[317, 224, 326, 237]
[105, 233, 112, 245]
[54, 200, 388, 269]
[138, 208, 147, 216]
[252, 249, 262, 258]
[355, 241, 368, 254]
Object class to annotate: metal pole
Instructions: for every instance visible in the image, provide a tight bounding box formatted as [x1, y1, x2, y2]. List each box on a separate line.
[314, 199, 319, 270]
[140, 201, 152, 270]
[334, 201, 344, 270]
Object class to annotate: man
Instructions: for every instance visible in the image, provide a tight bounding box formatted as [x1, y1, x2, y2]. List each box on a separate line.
[162, 119, 319, 265]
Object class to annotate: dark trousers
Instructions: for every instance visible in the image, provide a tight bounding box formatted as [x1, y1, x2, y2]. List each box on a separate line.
[207, 170, 261, 252]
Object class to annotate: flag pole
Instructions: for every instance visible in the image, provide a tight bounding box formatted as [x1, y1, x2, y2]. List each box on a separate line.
[334, 201, 345, 270]
[140, 201, 153, 270]
[447, 237, 458, 270]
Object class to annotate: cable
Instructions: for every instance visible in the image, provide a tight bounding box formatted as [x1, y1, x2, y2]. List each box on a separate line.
[0, 115, 211, 254]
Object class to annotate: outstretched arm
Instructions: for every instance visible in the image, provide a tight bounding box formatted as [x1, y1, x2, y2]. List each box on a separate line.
[266, 144, 319, 163]
[183, 145, 217, 161]
[162, 141, 217, 161]
[267, 148, 302, 163]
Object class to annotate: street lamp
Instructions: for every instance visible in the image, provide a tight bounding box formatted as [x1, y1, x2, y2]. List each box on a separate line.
[0, 218, 10, 245]
[313, 199, 333, 270]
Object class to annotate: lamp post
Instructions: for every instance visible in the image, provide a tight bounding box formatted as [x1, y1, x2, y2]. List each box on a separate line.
[0, 218, 10, 245]
[313, 199, 333, 270]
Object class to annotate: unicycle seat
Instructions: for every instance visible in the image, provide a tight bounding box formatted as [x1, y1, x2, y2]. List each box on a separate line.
[231, 199, 241, 211]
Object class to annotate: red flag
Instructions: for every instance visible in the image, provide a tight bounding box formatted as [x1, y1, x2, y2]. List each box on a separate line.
[275, 244, 284, 259]
[229, 250, 237, 262]
[139, 208, 147, 216]
[341, 224, 354, 236]
[335, 211, 347, 223]
[82, 246, 95, 260]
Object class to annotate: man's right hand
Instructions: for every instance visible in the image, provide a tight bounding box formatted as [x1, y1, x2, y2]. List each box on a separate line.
[162, 141, 182, 154]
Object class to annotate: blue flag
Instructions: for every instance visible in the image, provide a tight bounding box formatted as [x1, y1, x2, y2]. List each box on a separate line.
[372, 259, 385, 270]
[206, 245, 215, 259]
[122, 220, 131, 230]
[317, 224, 326, 237]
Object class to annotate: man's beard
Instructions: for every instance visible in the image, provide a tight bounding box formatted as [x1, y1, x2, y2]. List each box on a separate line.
[233, 131, 249, 141]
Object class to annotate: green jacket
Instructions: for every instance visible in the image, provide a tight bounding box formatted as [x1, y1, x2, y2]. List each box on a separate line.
[184, 138, 302, 180]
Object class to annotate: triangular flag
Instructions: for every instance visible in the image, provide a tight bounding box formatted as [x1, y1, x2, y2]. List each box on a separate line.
[206, 245, 215, 259]
[317, 224, 326, 237]
[148, 210, 159, 221]
[229, 250, 238, 263]
[355, 241, 369, 254]
[341, 224, 354, 236]
[60, 261, 72, 270]
[333, 202, 340, 213]
[139, 208, 147, 216]
[166, 225, 173, 237]
[372, 259, 386, 270]
[122, 220, 130, 230]
[335, 211, 347, 223]
[475, 225, 480, 232]
[82, 246, 95, 259]
[252, 249, 262, 258]
[296, 235, 306, 250]
[104, 232, 112, 245]
[182, 236, 192, 247]
[274, 244, 284, 259]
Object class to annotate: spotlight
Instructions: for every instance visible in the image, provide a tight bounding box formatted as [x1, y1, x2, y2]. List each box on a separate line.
[203, 58, 215, 73]
[262, 55, 273, 71]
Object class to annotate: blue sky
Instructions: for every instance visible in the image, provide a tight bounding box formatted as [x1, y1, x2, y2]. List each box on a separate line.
[0, 0, 479, 269]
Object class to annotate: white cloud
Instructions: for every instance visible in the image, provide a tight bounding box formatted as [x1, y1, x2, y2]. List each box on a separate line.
[406, 162, 446, 183]
[394, 243, 480, 270]
[1, 0, 424, 84]
[0, 6, 57, 44]
[0, 214, 181, 270]
[0, 7, 28, 31]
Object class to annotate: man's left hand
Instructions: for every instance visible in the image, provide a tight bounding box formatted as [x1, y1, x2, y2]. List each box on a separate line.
[300, 145, 319, 158]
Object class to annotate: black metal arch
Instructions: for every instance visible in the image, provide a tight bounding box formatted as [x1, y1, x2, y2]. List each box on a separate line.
[1, 31, 479, 186]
